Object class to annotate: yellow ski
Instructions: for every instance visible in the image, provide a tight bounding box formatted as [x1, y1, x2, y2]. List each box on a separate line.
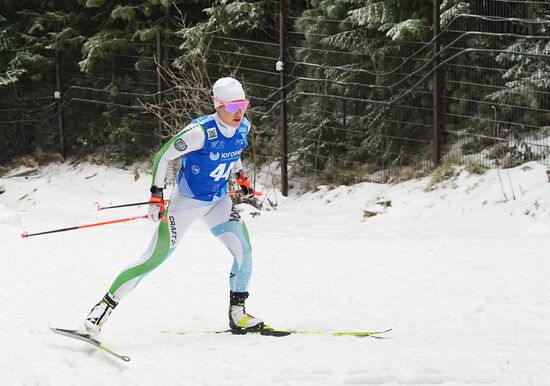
[161, 327, 391, 338]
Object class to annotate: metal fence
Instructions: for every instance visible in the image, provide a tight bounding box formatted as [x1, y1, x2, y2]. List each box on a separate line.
[441, 1, 550, 171]
[1, 0, 549, 194]
[282, 14, 435, 189]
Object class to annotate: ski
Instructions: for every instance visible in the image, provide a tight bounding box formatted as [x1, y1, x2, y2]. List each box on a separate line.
[49, 327, 130, 362]
[225, 326, 292, 337]
[292, 329, 392, 338]
[161, 327, 391, 338]
[162, 326, 291, 337]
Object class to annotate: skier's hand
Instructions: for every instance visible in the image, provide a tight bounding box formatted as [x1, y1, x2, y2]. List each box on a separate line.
[147, 196, 165, 221]
[236, 171, 255, 198]
[147, 187, 165, 222]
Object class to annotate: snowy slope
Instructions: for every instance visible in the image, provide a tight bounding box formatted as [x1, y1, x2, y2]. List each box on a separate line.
[1, 161, 550, 386]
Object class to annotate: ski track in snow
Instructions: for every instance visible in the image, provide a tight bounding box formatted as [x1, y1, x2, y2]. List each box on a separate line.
[1, 161, 550, 385]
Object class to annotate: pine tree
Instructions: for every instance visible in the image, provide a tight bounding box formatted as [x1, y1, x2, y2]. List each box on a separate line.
[0, 0, 60, 161]
[485, 21, 550, 129]
[291, 0, 433, 182]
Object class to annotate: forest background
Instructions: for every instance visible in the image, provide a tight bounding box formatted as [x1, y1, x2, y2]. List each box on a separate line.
[1, 0, 550, 192]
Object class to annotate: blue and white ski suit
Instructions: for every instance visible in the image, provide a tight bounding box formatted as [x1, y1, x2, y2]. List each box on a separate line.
[107, 113, 254, 300]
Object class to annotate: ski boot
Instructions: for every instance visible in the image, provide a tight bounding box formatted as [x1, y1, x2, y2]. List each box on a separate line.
[228, 291, 264, 333]
[84, 293, 118, 336]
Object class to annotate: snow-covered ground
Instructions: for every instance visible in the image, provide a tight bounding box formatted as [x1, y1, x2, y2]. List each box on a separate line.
[1, 161, 550, 386]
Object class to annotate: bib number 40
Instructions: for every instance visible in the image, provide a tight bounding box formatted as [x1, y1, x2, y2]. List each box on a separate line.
[209, 161, 237, 182]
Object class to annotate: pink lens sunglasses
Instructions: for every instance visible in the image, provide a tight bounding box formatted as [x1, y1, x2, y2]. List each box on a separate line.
[214, 97, 249, 114]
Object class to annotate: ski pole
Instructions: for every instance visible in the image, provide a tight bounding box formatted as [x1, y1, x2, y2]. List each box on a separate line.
[97, 201, 149, 211]
[228, 190, 263, 197]
[21, 215, 147, 238]
[96, 192, 262, 212]
[97, 199, 171, 211]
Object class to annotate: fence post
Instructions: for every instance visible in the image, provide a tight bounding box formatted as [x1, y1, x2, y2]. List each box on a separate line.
[278, 0, 288, 196]
[53, 0, 65, 159]
[433, 0, 442, 166]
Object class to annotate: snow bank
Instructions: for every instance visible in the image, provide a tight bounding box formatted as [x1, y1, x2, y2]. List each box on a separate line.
[1, 160, 549, 386]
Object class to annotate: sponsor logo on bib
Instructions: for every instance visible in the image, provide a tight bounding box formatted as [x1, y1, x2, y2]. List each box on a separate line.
[209, 152, 220, 161]
[221, 150, 242, 159]
[207, 127, 218, 139]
